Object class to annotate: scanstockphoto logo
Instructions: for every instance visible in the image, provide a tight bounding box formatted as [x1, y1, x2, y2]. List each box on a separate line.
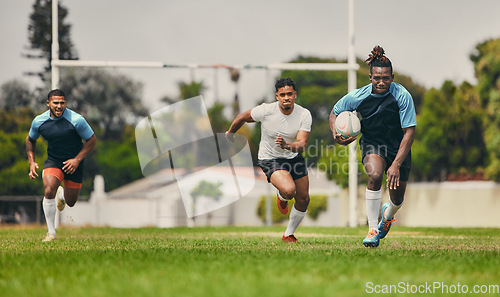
[134, 96, 255, 218]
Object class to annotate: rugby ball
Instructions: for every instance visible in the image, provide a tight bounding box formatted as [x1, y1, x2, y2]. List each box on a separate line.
[335, 111, 361, 139]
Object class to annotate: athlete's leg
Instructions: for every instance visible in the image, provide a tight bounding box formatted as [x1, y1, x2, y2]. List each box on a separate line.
[63, 188, 80, 207]
[386, 181, 406, 219]
[62, 180, 82, 207]
[363, 154, 386, 229]
[43, 174, 61, 199]
[362, 154, 386, 247]
[283, 175, 309, 238]
[270, 170, 295, 215]
[270, 170, 296, 200]
[292, 175, 310, 212]
[42, 173, 61, 238]
[61, 162, 84, 207]
[378, 181, 406, 239]
[364, 154, 386, 191]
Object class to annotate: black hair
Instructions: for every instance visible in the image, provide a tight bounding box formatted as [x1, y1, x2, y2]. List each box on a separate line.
[275, 77, 296, 92]
[47, 89, 66, 100]
[365, 46, 393, 75]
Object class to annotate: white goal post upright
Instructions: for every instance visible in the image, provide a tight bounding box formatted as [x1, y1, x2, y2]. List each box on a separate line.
[347, 0, 358, 227]
[51, 0, 360, 227]
[51, 0, 59, 91]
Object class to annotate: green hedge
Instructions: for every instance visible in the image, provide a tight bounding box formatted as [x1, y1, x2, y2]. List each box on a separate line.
[256, 194, 328, 224]
[307, 194, 328, 220]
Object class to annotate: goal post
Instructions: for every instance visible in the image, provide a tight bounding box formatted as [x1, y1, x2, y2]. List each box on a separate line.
[347, 0, 358, 228]
[51, 0, 360, 227]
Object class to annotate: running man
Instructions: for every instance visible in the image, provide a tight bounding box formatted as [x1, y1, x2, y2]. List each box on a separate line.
[26, 89, 96, 242]
[226, 77, 312, 243]
[329, 46, 417, 247]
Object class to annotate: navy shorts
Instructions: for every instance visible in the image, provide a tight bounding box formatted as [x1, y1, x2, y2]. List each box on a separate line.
[43, 158, 85, 184]
[361, 143, 411, 182]
[257, 154, 308, 183]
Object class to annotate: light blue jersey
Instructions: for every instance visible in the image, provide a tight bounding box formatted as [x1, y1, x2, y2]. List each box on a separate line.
[29, 108, 94, 162]
[333, 82, 416, 157]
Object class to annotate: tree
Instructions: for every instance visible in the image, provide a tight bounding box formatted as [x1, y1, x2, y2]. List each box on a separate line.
[470, 38, 500, 181]
[0, 80, 34, 111]
[0, 107, 38, 134]
[159, 79, 234, 154]
[256, 194, 328, 224]
[412, 81, 487, 181]
[229, 68, 241, 118]
[161, 81, 205, 104]
[190, 180, 223, 201]
[393, 74, 426, 114]
[190, 180, 223, 226]
[207, 102, 230, 134]
[0, 108, 46, 195]
[411, 87, 449, 180]
[25, 0, 78, 80]
[152, 80, 238, 182]
[95, 126, 143, 192]
[56, 68, 148, 140]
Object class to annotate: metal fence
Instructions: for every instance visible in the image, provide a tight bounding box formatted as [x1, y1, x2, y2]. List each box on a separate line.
[0, 196, 43, 225]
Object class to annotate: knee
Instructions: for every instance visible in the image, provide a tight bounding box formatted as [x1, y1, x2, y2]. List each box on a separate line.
[294, 194, 309, 211]
[390, 194, 405, 206]
[391, 197, 404, 206]
[44, 186, 58, 199]
[66, 195, 78, 207]
[297, 194, 310, 206]
[280, 185, 296, 200]
[368, 172, 384, 189]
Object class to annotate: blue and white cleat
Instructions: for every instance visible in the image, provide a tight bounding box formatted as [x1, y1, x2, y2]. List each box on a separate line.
[362, 229, 380, 247]
[378, 203, 396, 239]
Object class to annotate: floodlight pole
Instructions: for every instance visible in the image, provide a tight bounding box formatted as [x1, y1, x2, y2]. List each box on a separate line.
[51, 0, 59, 90]
[347, 0, 358, 227]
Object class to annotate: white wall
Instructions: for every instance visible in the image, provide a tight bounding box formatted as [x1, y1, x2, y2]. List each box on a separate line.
[60, 178, 500, 229]
[397, 181, 500, 228]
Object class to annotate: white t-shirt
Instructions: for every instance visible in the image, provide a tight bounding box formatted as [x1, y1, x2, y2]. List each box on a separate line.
[251, 102, 312, 160]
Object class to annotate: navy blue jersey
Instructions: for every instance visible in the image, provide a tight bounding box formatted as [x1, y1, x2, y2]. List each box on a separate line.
[29, 108, 94, 163]
[334, 83, 416, 157]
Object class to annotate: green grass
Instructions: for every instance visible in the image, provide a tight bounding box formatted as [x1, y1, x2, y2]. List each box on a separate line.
[0, 226, 499, 297]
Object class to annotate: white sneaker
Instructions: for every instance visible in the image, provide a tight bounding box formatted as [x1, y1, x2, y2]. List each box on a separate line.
[56, 186, 65, 211]
[42, 233, 57, 242]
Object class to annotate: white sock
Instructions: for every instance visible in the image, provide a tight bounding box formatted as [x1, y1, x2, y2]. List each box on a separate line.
[278, 190, 291, 202]
[284, 205, 307, 236]
[366, 189, 382, 230]
[277, 191, 290, 202]
[42, 197, 56, 235]
[385, 197, 404, 220]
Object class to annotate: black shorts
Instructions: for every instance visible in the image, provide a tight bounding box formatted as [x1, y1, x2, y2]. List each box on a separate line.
[43, 158, 85, 184]
[360, 143, 411, 182]
[257, 154, 308, 183]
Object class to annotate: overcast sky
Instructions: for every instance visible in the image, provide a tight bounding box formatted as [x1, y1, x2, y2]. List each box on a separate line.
[2, 0, 500, 112]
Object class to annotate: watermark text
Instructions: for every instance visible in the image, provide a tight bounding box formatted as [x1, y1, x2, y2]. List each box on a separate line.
[366, 281, 499, 294]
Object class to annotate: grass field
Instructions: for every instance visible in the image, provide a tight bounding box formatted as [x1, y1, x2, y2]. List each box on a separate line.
[1, 226, 499, 297]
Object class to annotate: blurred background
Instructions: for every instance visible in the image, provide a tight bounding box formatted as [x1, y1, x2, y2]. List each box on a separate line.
[0, 0, 499, 227]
